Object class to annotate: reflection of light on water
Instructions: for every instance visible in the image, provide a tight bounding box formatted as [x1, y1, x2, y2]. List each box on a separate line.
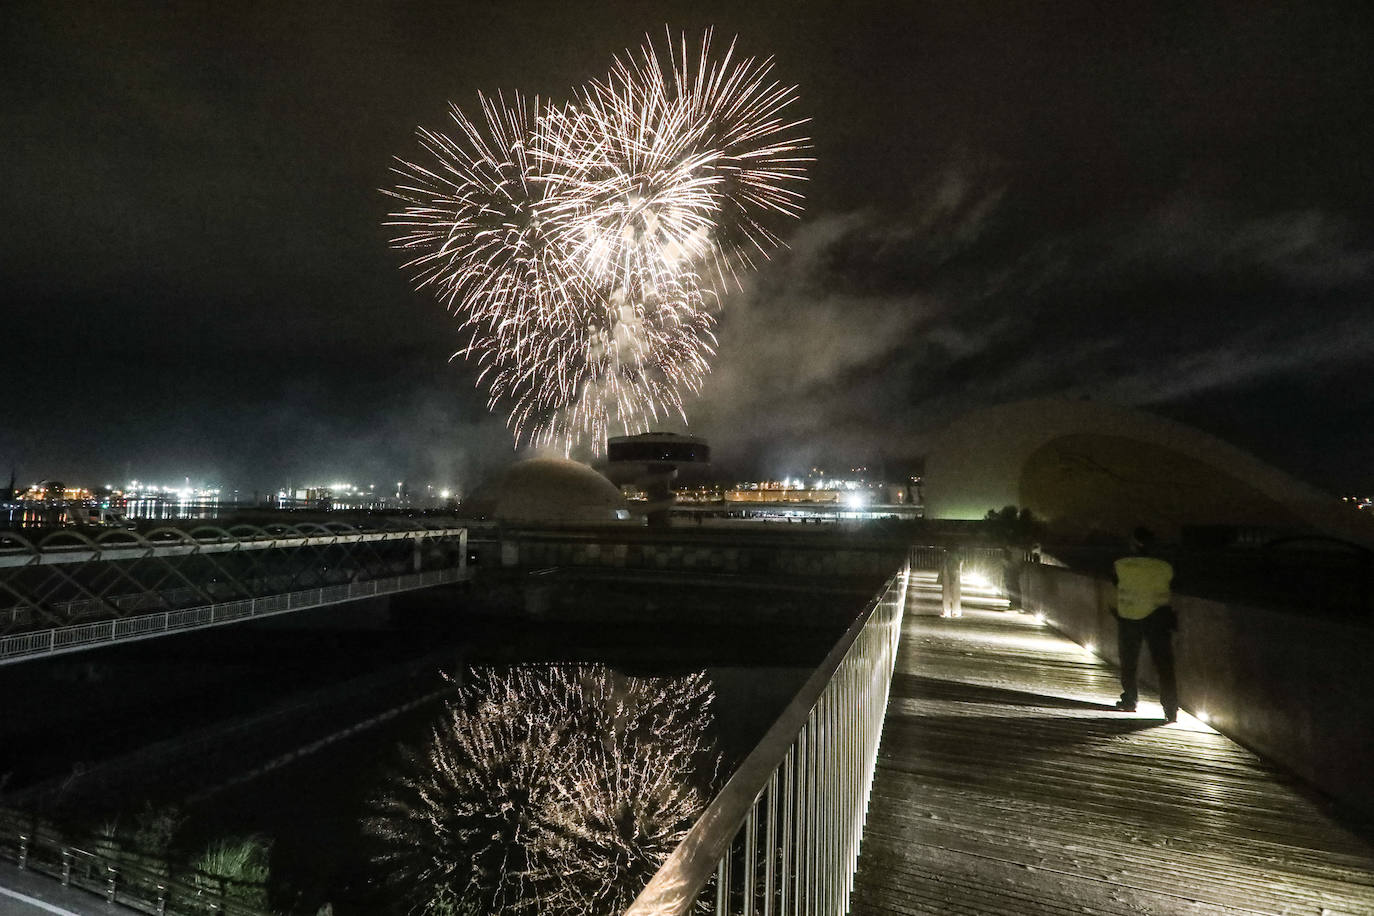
[125, 497, 220, 520]
[3, 498, 223, 528]
[368, 666, 717, 914]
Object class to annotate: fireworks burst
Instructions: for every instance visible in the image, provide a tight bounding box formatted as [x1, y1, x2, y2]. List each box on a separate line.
[387, 29, 809, 454]
[367, 666, 717, 915]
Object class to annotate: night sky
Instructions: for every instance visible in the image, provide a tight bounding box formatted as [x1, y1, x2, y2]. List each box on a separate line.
[3, 1, 1372, 496]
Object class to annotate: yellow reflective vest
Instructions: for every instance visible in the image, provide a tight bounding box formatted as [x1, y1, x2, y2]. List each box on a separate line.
[1114, 556, 1173, 620]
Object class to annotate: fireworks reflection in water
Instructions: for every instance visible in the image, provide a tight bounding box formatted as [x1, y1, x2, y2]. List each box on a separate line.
[367, 666, 718, 914]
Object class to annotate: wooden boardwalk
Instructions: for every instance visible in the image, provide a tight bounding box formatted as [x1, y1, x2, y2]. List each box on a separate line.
[850, 586, 1374, 915]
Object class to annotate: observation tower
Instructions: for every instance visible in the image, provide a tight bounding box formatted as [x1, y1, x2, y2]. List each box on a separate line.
[602, 433, 710, 526]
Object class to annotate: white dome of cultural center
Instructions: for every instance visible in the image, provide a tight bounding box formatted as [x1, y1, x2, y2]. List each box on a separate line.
[463, 457, 629, 524]
[923, 398, 1369, 543]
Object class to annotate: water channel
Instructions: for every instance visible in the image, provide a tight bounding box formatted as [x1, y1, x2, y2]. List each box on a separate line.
[0, 573, 871, 914]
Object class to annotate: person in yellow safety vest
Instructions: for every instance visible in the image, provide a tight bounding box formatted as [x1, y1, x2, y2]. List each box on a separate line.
[1111, 527, 1179, 722]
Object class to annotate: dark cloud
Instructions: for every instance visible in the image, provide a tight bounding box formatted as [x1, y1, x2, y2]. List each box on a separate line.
[686, 181, 1374, 487]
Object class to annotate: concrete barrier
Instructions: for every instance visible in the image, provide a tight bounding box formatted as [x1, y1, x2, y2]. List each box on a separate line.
[1023, 563, 1374, 819]
[497, 530, 907, 580]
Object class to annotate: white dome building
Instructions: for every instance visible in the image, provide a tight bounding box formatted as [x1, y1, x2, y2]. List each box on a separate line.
[462, 457, 629, 525]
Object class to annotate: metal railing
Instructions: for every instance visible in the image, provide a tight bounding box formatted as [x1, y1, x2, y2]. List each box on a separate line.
[622, 555, 910, 916]
[1, 808, 269, 916]
[0, 566, 468, 664]
[0, 522, 469, 568]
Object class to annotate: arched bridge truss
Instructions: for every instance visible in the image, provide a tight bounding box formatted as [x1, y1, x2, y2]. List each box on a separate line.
[0, 522, 469, 665]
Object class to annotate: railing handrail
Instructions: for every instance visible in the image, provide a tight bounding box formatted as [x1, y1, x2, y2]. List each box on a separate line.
[623, 558, 909, 915]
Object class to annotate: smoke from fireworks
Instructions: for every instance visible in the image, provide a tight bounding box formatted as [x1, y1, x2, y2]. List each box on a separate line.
[367, 666, 717, 915]
[387, 30, 809, 453]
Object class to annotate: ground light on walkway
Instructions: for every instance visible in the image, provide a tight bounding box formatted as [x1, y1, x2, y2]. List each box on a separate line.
[1060, 622, 1218, 734]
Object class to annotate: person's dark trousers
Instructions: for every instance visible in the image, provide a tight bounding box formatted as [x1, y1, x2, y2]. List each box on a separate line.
[1116, 607, 1178, 716]
[1003, 564, 1022, 610]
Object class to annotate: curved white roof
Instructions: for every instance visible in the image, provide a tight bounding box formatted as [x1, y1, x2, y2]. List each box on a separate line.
[463, 457, 627, 525]
[924, 398, 1371, 543]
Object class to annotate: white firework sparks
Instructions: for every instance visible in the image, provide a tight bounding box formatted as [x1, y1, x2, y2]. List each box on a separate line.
[387, 30, 809, 454]
[545, 29, 809, 289]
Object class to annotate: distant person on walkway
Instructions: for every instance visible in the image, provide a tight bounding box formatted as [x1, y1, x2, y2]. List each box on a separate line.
[1112, 527, 1178, 722]
[1002, 545, 1022, 612]
[938, 548, 962, 618]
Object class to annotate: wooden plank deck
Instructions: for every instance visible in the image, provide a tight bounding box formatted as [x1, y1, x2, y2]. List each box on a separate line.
[850, 583, 1374, 916]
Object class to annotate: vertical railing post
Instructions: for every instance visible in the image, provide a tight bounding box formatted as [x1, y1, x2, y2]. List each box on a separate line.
[795, 728, 808, 915]
[17, 834, 29, 869]
[806, 707, 818, 914]
[819, 695, 829, 914]
[836, 676, 847, 911]
[780, 746, 793, 916]
[61, 849, 72, 885]
[819, 695, 828, 915]
[839, 666, 850, 911]
[829, 689, 840, 914]
[840, 650, 851, 900]
[813, 703, 824, 911]
[743, 801, 757, 916]
[715, 855, 730, 915]
[764, 771, 777, 916]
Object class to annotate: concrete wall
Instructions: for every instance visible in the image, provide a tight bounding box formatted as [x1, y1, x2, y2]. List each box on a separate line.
[499, 532, 906, 580]
[1023, 563, 1374, 819]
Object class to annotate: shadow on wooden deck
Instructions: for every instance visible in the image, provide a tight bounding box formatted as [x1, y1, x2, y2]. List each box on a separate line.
[850, 588, 1374, 916]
